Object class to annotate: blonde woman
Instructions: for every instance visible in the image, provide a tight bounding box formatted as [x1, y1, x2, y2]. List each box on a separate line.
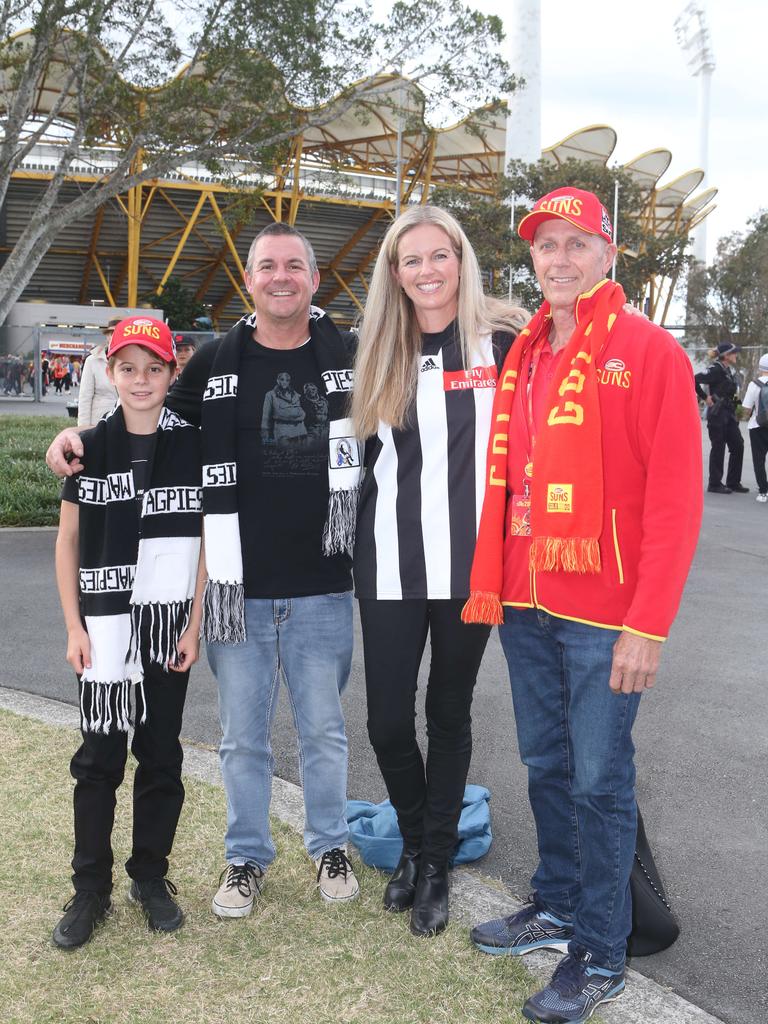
[351, 205, 527, 936]
[78, 320, 119, 427]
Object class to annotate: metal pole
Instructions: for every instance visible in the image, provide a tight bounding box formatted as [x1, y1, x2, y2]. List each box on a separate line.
[612, 179, 619, 282]
[33, 327, 42, 403]
[395, 80, 404, 219]
[508, 193, 516, 303]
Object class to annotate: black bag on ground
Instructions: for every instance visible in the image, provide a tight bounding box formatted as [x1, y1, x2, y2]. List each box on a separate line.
[628, 808, 680, 957]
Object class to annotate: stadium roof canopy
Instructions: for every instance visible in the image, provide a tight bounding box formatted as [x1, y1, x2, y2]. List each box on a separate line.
[1, 31, 715, 325]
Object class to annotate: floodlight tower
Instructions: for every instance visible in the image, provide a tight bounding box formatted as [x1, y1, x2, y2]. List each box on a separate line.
[504, 0, 541, 171]
[674, 2, 715, 264]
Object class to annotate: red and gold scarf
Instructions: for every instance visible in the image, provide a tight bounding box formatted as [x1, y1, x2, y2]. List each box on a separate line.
[462, 279, 626, 625]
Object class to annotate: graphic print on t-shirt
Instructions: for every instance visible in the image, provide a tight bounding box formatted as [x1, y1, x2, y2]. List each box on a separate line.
[259, 368, 330, 478]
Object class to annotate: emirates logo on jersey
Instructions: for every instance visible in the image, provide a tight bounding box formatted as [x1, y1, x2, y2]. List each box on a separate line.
[443, 365, 498, 391]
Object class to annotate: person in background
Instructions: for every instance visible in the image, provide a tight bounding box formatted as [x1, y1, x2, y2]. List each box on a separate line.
[53, 357, 68, 394]
[740, 352, 768, 502]
[78, 319, 120, 427]
[172, 334, 197, 374]
[351, 205, 527, 937]
[694, 342, 748, 494]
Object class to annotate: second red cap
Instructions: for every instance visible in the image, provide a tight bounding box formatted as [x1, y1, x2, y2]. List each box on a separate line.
[108, 317, 176, 363]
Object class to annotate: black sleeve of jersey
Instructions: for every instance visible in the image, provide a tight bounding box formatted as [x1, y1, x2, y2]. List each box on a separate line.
[165, 339, 219, 426]
[491, 330, 517, 371]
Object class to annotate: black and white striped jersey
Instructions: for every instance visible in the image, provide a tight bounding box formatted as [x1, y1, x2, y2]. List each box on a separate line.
[353, 323, 513, 600]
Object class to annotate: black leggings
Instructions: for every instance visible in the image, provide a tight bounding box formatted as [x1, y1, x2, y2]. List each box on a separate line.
[70, 661, 188, 894]
[749, 424, 768, 493]
[358, 598, 490, 865]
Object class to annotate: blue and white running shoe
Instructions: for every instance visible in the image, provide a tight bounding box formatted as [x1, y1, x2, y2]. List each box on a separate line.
[471, 897, 573, 956]
[522, 946, 625, 1024]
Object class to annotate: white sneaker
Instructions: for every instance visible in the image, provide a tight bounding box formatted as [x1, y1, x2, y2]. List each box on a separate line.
[314, 847, 359, 903]
[212, 862, 264, 918]
[757, 493, 768, 503]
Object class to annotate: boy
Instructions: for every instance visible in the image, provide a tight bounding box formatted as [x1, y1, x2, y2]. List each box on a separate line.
[53, 316, 206, 950]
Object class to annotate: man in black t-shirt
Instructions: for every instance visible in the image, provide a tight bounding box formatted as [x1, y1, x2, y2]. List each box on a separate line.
[47, 224, 360, 915]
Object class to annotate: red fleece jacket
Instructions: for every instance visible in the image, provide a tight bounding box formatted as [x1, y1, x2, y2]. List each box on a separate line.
[501, 309, 703, 640]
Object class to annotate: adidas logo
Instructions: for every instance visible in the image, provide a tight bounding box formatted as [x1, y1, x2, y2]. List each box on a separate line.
[420, 357, 439, 372]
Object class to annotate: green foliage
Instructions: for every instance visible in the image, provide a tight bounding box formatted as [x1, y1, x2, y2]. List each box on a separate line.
[693, 211, 768, 349]
[0, 416, 71, 526]
[153, 277, 206, 331]
[435, 158, 692, 313]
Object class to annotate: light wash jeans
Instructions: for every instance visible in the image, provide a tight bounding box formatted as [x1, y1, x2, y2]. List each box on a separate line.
[499, 608, 642, 971]
[207, 593, 353, 867]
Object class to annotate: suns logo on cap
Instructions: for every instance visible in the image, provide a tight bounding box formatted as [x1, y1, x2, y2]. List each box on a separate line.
[133, 318, 154, 328]
[538, 195, 583, 217]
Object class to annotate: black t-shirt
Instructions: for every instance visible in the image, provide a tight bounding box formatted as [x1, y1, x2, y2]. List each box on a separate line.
[61, 431, 157, 509]
[166, 332, 352, 598]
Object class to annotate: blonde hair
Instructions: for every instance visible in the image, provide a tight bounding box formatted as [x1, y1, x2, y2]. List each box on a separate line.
[351, 205, 528, 437]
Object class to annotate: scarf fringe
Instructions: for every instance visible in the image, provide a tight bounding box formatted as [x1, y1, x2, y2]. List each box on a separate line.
[322, 486, 360, 556]
[203, 580, 246, 644]
[129, 599, 194, 670]
[80, 679, 134, 734]
[461, 591, 504, 625]
[529, 536, 601, 574]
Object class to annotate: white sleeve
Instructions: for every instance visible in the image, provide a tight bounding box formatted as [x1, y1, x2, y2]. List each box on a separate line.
[742, 380, 758, 410]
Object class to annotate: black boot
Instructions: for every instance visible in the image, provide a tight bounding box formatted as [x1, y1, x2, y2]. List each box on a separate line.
[383, 847, 421, 912]
[409, 861, 449, 937]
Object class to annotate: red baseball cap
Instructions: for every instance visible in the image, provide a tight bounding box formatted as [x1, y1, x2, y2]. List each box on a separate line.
[108, 316, 176, 364]
[518, 187, 613, 243]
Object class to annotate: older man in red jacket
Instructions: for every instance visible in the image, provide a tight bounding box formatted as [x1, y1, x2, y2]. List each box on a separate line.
[464, 188, 702, 1024]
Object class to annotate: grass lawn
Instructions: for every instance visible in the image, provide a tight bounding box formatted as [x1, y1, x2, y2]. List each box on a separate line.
[0, 416, 72, 527]
[0, 709, 538, 1024]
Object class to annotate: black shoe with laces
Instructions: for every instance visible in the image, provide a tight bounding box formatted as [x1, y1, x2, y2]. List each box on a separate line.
[129, 877, 184, 932]
[52, 891, 112, 950]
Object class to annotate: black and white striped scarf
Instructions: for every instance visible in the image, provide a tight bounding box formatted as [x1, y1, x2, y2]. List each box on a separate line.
[76, 406, 202, 732]
[201, 306, 361, 644]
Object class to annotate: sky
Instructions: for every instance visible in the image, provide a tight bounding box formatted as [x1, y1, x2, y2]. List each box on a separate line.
[471, 0, 766, 263]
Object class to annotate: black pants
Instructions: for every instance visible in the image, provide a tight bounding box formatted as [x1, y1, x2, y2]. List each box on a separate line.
[750, 425, 768, 494]
[707, 416, 743, 487]
[70, 661, 188, 894]
[359, 598, 490, 865]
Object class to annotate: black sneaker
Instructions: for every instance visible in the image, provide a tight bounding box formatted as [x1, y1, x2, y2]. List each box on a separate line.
[522, 946, 625, 1023]
[707, 484, 732, 494]
[471, 897, 573, 956]
[52, 891, 112, 950]
[729, 484, 750, 493]
[129, 877, 184, 932]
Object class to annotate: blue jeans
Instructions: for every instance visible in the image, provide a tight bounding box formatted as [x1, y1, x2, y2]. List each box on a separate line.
[207, 593, 353, 867]
[499, 608, 641, 970]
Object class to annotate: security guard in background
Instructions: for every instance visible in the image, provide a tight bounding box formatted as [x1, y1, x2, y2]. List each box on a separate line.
[695, 342, 748, 494]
